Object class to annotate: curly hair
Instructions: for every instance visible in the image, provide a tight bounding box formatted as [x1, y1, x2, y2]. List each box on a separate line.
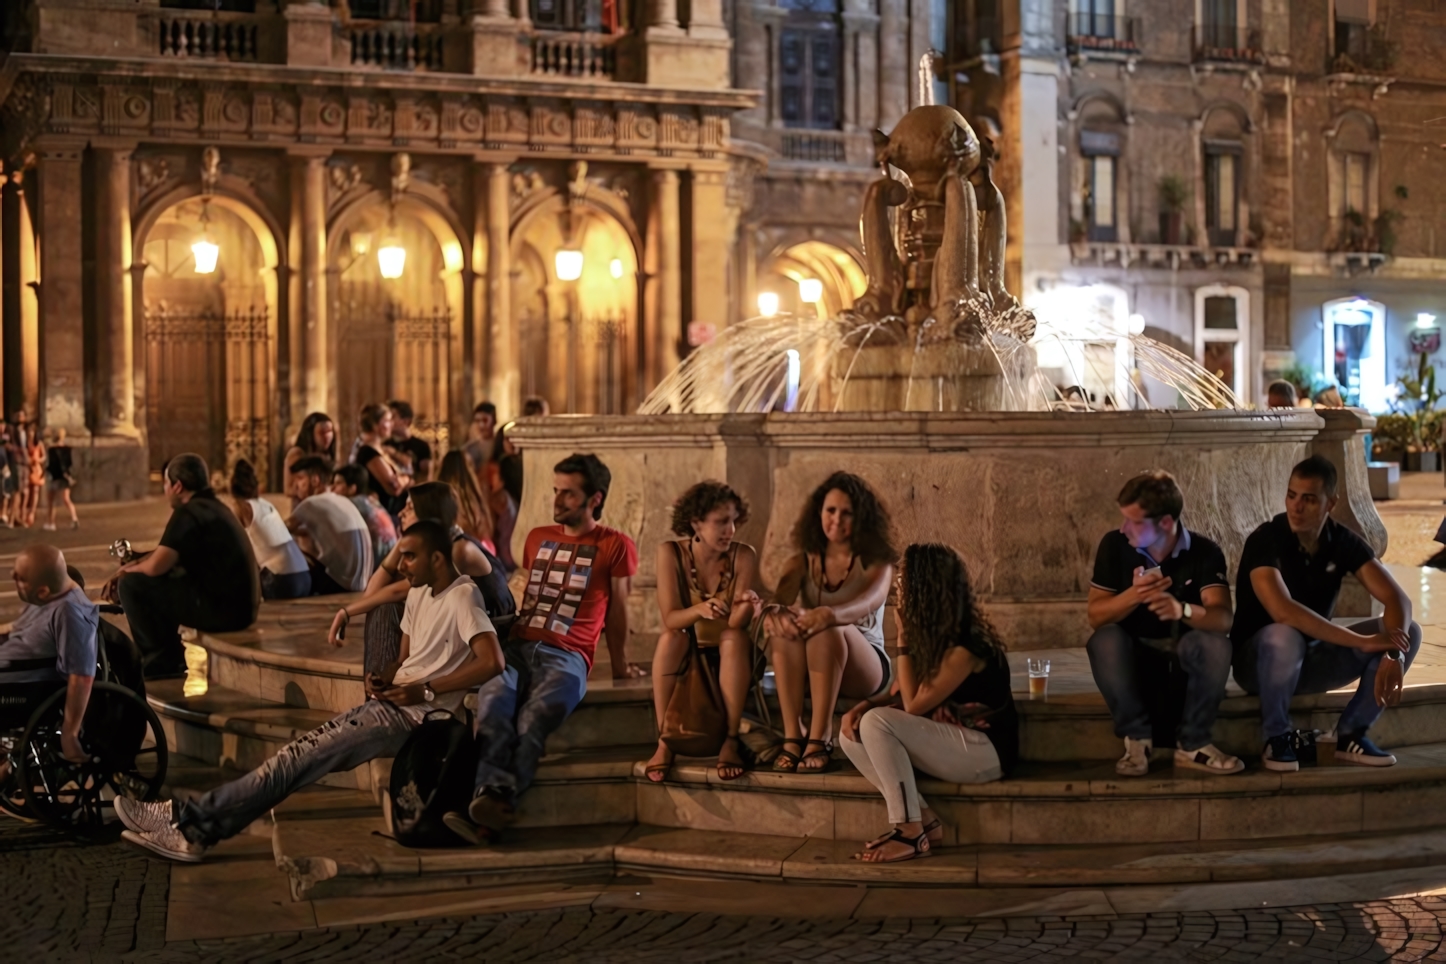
[670, 481, 750, 537]
[791, 471, 898, 568]
[897, 543, 1006, 681]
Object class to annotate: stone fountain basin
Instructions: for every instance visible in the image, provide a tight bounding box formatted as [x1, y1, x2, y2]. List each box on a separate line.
[509, 408, 1381, 652]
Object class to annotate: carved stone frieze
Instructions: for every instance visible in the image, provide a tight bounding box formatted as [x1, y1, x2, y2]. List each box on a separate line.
[9, 72, 733, 161]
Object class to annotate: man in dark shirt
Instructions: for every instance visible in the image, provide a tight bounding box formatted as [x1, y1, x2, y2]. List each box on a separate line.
[1086, 470, 1241, 777]
[1232, 455, 1419, 770]
[107, 453, 261, 678]
[385, 399, 433, 483]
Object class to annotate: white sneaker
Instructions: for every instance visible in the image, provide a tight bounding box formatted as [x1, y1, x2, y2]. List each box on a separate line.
[41, 523, 55, 531]
[1175, 743, 1245, 775]
[114, 797, 174, 835]
[121, 825, 206, 863]
[1116, 736, 1153, 776]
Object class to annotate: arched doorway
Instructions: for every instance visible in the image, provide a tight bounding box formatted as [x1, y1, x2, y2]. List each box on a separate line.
[136, 194, 279, 482]
[328, 194, 465, 454]
[511, 195, 640, 415]
[757, 240, 866, 319]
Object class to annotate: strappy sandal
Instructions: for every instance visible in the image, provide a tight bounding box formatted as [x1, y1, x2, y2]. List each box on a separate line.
[644, 749, 674, 783]
[864, 817, 942, 850]
[772, 738, 804, 772]
[798, 738, 837, 772]
[852, 826, 933, 863]
[716, 735, 748, 782]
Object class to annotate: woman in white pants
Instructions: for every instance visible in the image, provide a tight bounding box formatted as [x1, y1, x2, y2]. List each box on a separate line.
[840, 543, 1018, 863]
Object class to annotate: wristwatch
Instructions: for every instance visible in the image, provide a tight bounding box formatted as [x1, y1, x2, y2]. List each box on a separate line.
[1182, 602, 1194, 622]
[422, 684, 436, 703]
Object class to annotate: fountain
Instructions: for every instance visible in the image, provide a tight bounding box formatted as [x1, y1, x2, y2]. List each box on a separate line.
[512, 104, 1385, 654]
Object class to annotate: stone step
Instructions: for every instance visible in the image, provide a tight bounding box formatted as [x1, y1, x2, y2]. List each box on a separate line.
[272, 805, 1446, 902]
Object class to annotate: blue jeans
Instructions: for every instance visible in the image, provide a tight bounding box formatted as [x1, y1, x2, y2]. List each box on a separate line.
[1086, 624, 1233, 750]
[175, 699, 414, 847]
[1233, 618, 1423, 740]
[472, 639, 588, 800]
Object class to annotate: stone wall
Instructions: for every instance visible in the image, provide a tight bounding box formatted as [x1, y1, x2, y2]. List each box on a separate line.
[509, 408, 1378, 657]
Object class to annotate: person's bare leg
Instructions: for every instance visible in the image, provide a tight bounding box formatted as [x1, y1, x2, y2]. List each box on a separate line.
[769, 634, 808, 766]
[801, 626, 884, 771]
[645, 630, 689, 779]
[62, 488, 77, 525]
[46, 486, 57, 528]
[716, 629, 750, 776]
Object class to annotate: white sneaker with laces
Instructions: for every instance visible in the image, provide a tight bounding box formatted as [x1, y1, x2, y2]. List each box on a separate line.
[1116, 736, 1153, 777]
[1174, 743, 1245, 775]
[122, 825, 206, 863]
[114, 797, 174, 835]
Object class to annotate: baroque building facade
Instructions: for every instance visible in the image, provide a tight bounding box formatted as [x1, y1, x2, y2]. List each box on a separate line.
[948, 0, 1446, 409]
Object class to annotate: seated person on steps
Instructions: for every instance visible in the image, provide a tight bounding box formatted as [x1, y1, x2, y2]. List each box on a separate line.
[442, 453, 638, 845]
[0, 544, 99, 778]
[287, 456, 373, 595]
[331, 463, 398, 572]
[644, 481, 761, 784]
[116, 521, 504, 863]
[840, 543, 1017, 864]
[229, 459, 312, 601]
[1086, 470, 1242, 777]
[766, 471, 896, 774]
[108, 454, 260, 679]
[1232, 455, 1420, 771]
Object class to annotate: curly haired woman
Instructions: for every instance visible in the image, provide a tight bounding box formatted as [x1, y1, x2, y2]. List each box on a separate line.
[766, 471, 897, 773]
[644, 481, 761, 783]
[840, 543, 1017, 863]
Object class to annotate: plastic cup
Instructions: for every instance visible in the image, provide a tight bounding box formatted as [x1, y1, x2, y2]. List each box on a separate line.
[1027, 657, 1051, 700]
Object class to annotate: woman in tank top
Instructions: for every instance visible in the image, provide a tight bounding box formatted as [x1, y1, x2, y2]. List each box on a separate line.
[229, 460, 312, 600]
[767, 471, 897, 773]
[839, 543, 1016, 863]
[644, 482, 761, 784]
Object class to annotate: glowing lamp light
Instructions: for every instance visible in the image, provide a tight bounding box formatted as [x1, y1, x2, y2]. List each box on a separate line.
[191, 235, 219, 275]
[609, 258, 624, 280]
[757, 292, 780, 317]
[555, 248, 584, 282]
[377, 237, 406, 280]
[1418, 312, 1438, 329]
[798, 278, 823, 304]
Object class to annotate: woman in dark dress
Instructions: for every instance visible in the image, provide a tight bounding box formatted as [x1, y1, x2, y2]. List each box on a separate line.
[839, 542, 1018, 864]
[352, 403, 409, 523]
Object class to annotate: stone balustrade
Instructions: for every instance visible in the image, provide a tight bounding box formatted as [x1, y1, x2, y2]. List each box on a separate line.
[147, 12, 269, 63]
[529, 31, 621, 80]
[348, 21, 446, 72]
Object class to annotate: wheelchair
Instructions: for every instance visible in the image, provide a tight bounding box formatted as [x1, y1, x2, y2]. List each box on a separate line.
[0, 603, 168, 834]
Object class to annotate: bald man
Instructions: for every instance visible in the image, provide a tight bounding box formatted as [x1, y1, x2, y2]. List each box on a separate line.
[0, 544, 99, 764]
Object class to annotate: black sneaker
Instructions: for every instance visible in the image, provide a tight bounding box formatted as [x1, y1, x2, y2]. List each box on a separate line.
[1336, 731, 1396, 767]
[1262, 733, 1299, 772]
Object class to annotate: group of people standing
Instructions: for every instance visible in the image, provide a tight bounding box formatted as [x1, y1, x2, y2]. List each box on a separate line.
[0, 412, 77, 530]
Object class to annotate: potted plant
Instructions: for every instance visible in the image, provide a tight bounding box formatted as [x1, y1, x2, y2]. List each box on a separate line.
[1158, 175, 1190, 245]
[1370, 412, 1411, 465]
[1394, 351, 1444, 472]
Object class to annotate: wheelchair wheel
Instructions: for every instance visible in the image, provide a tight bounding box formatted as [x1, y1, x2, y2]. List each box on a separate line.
[0, 737, 34, 820]
[15, 681, 168, 833]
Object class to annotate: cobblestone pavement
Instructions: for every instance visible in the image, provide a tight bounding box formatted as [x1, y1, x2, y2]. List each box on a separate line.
[5, 819, 1446, 963]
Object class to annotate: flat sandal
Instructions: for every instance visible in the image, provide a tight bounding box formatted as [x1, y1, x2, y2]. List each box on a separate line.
[852, 826, 933, 863]
[772, 738, 804, 772]
[798, 738, 837, 773]
[716, 735, 748, 782]
[864, 817, 942, 850]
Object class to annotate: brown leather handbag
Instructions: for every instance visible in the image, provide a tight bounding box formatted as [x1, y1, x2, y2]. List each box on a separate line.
[660, 542, 728, 757]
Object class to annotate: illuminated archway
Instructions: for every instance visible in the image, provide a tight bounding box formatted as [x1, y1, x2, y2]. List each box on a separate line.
[756, 240, 867, 320]
[133, 190, 280, 483]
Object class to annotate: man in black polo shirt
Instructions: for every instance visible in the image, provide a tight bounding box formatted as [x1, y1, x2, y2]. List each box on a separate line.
[1087, 470, 1241, 777]
[106, 453, 261, 678]
[1232, 455, 1419, 770]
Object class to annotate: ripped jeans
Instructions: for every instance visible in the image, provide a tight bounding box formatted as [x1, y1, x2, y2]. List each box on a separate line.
[175, 699, 414, 847]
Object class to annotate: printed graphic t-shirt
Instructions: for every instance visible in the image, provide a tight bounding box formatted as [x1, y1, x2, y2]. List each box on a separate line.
[514, 524, 638, 669]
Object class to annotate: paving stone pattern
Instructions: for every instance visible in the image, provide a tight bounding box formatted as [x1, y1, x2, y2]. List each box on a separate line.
[5, 818, 1446, 963]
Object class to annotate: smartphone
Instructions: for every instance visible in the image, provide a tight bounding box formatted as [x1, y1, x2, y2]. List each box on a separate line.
[1141, 566, 1163, 580]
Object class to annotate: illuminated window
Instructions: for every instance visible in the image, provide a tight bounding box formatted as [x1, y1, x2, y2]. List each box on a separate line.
[1204, 148, 1239, 246]
[1322, 297, 1386, 411]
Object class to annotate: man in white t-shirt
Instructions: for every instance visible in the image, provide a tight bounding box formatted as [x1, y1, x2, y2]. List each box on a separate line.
[115, 520, 503, 862]
[287, 456, 373, 593]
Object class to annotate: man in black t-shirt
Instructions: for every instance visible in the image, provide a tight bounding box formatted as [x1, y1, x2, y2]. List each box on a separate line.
[385, 399, 433, 483]
[1232, 455, 1419, 771]
[1087, 470, 1241, 777]
[107, 453, 261, 678]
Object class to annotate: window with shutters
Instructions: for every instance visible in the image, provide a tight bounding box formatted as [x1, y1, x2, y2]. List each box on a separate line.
[1204, 147, 1240, 247]
[778, 0, 842, 130]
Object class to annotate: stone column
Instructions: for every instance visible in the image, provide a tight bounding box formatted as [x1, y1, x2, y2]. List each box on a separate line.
[652, 169, 683, 382]
[35, 142, 88, 435]
[1312, 407, 1386, 618]
[687, 166, 732, 339]
[1, 168, 22, 420]
[96, 145, 138, 437]
[293, 153, 329, 417]
[485, 162, 516, 412]
[645, 0, 681, 31]
[688, 0, 729, 40]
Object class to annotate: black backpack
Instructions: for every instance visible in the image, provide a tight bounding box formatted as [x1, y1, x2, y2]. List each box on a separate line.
[387, 710, 477, 847]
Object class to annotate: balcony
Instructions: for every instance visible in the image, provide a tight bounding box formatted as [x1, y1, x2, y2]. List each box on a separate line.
[1193, 22, 1265, 65]
[349, 21, 446, 72]
[780, 132, 848, 164]
[147, 11, 270, 63]
[1066, 14, 1141, 57]
[529, 32, 621, 80]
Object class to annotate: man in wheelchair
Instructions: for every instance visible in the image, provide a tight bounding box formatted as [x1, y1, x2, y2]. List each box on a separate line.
[0, 544, 100, 777]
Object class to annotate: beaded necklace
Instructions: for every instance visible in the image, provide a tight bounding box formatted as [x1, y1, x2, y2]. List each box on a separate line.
[812, 552, 857, 596]
[683, 540, 735, 602]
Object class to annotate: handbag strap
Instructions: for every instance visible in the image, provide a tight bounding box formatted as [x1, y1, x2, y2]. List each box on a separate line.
[670, 541, 704, 658]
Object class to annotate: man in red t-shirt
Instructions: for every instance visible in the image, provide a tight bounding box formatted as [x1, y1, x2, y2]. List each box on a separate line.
[444, 453, 639, 845]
